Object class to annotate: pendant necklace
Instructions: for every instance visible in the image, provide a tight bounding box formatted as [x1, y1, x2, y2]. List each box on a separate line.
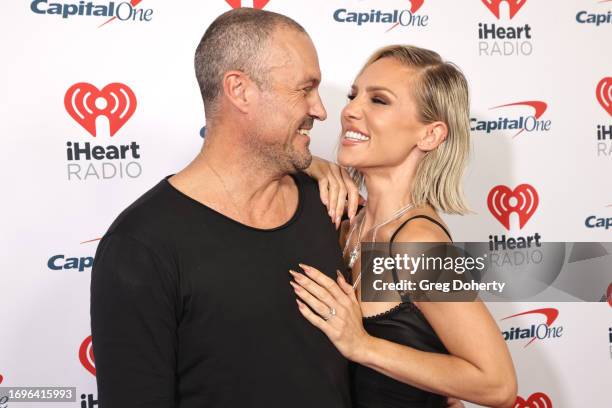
[343, 202, 416, 290]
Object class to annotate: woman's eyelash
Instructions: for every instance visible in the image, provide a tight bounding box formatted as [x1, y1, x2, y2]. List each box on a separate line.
[347, 94, 387, 105]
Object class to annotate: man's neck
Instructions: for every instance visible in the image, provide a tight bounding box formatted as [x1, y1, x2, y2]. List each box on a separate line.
[169, 129, 298, 229]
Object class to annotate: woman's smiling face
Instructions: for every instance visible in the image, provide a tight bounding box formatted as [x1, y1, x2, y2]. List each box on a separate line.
[338, 57, 427, 171]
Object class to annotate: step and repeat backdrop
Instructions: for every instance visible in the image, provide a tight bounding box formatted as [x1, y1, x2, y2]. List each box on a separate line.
[1, 1, 611, 407]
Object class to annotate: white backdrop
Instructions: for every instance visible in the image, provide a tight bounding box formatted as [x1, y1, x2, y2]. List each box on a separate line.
[1, 1, 611, 407]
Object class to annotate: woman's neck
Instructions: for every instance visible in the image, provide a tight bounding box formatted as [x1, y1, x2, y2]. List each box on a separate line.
[362, 170, 414, 230]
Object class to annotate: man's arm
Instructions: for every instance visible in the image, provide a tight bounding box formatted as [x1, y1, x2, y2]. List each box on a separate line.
[91, 233, 178, 408]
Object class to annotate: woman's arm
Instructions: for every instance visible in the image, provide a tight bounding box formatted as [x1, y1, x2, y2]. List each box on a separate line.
[291, 222, 517, 408]
[357, 221, 517, 407]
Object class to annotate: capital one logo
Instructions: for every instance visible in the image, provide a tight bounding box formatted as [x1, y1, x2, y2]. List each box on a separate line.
[596, 77, 612, 117]
[226, 0, 270, 9]
[501, 308, 562, 348]
[30, 0, 153, 27]
[64, 83, 137, 137]
[471, 100, 550, 138]
[514, 392, 553, 408]
[79, 335, 96, 376]
[481, 0, 528, 19]
[488, 184, 539, 230]
[333, 1, 428, 32]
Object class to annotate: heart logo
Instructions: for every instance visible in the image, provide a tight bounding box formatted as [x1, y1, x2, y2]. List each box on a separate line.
[514, 392, 553, 408]
[481, 0, 528, 19]
[64, 83, 137, 137]
[596, 77, 612, 117]
[487, 184, 539, 230]
[79, 335, 96, 377]
[226, 0, 270, 9]
[0, 374, 3, 384]
[607, 282, 612, 307]
[410, 0, 425, 13]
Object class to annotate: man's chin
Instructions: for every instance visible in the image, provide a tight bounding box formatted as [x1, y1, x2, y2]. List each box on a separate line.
[291, 151, 312, 172]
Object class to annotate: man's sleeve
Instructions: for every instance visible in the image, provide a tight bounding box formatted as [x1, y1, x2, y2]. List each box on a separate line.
[90, 233, 178, 408]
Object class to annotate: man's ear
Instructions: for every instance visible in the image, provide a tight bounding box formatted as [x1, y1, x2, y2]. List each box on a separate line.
[222, 70, 256, 114]
[417, 121, 448, 152]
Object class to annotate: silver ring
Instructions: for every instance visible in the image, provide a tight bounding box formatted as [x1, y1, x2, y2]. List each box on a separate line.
[323, 307, 336, 321]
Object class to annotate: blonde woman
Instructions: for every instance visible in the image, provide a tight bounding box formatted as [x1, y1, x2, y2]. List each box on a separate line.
[291, 45, 517, 408]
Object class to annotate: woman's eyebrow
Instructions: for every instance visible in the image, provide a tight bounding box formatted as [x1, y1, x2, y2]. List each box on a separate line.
[365, 85, 396, 97]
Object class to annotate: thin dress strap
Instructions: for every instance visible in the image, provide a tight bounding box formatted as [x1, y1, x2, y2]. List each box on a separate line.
[389, 214, 452, 244]
[388, 215, 452, 304]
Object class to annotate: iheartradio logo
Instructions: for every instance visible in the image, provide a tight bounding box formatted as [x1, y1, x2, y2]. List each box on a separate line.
[79, 335, 96, 377]
[482, 0, 528, 19]
[596, 77, 612, 117]
[488, 184, 539, 230]
[64, 83, 137, 137]
[226, 0, 270, 9]
[514, 392, 553, 408]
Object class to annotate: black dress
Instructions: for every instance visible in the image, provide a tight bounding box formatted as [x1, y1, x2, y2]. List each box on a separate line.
[351, 215, 452, 408]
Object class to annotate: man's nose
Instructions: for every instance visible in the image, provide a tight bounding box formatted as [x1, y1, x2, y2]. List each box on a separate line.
[310, 91, 327, 121]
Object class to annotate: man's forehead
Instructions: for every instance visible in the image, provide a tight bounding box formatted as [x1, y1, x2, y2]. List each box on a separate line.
[267, 28, 321, 83]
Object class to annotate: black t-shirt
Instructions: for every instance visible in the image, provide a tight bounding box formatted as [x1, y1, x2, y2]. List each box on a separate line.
[90, 172, 350, 408]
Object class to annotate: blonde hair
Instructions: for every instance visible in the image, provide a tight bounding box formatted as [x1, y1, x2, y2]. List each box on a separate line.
[351, 45, 471, 214]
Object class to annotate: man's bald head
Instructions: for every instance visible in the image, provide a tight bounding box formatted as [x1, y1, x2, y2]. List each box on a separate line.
[194, 8, 307, 120]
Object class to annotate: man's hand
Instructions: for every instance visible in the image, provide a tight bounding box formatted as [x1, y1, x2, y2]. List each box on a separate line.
[304, 156, 360, 229]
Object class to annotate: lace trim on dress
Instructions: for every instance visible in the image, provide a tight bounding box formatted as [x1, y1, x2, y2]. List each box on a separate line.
[362, 302, 421, 321]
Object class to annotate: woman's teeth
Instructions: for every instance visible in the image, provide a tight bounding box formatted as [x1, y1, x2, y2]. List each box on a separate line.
[344, 130, 370, 141]
[298, 129, 310, 136]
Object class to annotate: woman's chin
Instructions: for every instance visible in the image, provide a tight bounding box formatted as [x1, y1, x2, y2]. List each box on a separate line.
[337, 152, 356, 169]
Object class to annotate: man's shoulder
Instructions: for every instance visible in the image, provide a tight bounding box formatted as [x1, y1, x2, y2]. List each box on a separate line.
[104, 177, 185, 243]
[294, 171, 320, 197]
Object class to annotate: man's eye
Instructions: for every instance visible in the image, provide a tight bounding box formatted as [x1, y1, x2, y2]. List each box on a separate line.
[347, 94, 356, 100]
[302, 87, 313, 94]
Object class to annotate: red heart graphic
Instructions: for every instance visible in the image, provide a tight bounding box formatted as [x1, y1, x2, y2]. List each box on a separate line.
[596, 77, 612, 117]
[0, 374, 3, 384]
[410, 0, 425, 13]
[79, 335, 96, 377]
[514, 392, 553, 408]
[226, 0, 270, 9]
[64, 83, 137, 137]
[487, 184, 539, 230]
[607, 282, 612, 307]
[481, 0, 528, 19]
